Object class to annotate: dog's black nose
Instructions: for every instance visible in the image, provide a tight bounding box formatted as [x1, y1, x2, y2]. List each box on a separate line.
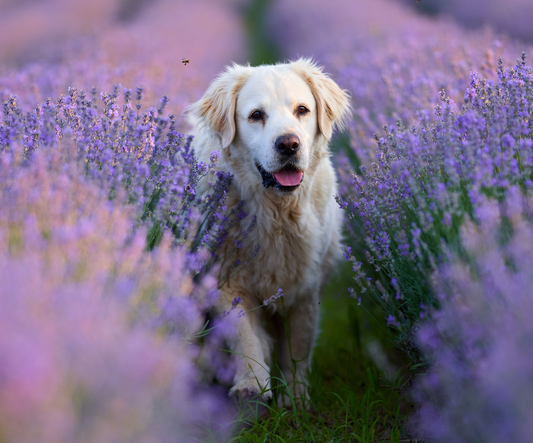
[275, 134, 300, 156]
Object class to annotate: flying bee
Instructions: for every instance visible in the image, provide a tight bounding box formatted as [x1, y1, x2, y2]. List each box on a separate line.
[182, 58, 190, 66]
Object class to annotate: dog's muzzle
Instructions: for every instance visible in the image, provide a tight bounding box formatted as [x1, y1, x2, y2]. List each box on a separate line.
[256, 162, 304, 192]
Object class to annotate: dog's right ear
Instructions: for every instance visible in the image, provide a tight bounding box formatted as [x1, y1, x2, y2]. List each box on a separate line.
[186, 64, 251, 149]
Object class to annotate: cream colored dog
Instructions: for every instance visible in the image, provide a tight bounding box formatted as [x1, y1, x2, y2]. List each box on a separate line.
[187, 59, 350, 403]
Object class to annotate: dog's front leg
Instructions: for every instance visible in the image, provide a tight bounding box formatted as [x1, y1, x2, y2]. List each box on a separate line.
[277, 292, 319, 407]
[221, 293, 272, 400]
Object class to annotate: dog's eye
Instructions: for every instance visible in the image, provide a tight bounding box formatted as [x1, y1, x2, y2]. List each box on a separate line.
[297, 105, 309, 115]
[249, 110, 264, 121]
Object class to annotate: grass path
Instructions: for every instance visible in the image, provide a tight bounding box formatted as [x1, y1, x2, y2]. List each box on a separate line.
[229, 265, 412, 441]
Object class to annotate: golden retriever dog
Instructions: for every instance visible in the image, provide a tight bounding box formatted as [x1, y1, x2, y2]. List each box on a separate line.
[187, 58, 351, 403]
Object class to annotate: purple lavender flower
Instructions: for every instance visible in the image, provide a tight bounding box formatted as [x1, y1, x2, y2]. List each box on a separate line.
[0, 6, 253, 432]
[263, 288, 284, 306]
[413, 192, 533, 443]
[386, 315, 400, 328]
[222, 296, 242, 317]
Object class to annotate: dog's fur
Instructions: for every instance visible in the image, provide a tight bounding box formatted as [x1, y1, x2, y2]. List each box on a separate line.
[187, 59, 351, 403]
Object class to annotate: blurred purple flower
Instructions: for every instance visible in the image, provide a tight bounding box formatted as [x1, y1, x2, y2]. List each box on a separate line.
[0, 146, 236, 441]
[413, 192, 533, 443]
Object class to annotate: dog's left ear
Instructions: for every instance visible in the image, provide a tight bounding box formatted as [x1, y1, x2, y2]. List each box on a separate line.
[293, 58, 352, 140]
[186, 64, 251, 149]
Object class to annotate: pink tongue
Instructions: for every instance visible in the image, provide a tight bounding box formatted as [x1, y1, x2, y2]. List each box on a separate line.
[273, 170, 303, 186]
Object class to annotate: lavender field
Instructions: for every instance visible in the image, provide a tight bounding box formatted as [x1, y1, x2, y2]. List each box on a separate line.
[1, 0, 532, 441]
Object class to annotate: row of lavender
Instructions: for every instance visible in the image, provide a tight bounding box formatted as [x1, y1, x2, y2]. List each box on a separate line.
[0, 86, 252, 441]
[341, 57, 532, 353]
[0, 1, 252, 441]
[268, 0, 533, 441]
[347, 59, 533, 441]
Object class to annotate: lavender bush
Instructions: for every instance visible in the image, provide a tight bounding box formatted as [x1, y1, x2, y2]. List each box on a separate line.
[412, 188, 533, 442]
[0, 75, 260, 443]
[0, 86, 254, 262]
[1, 85, 259, 326]
[0, 142, 236, 442]
[265, 1, 533, 437]
[340, 55, 532, 360]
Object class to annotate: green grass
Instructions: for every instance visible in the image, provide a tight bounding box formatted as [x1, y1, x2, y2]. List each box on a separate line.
[225, 263, 414, 442]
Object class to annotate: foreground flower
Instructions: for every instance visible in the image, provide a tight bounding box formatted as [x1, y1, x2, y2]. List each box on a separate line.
[413, 188, 533, 443]
[0, 146, 233, 442]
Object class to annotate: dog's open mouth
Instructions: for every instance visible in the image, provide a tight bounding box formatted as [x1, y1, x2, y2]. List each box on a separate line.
[256, 163, 304, 192]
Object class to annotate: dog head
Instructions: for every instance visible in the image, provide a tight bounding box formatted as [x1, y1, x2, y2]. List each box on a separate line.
[188, 58, 351, 193]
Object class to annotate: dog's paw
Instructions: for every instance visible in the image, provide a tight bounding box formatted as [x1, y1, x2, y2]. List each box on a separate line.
[229, 377, 272, 401]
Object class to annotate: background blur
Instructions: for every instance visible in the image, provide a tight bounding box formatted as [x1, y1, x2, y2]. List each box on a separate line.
[2, 0, 532, 115]
[0, 0, 248, 113]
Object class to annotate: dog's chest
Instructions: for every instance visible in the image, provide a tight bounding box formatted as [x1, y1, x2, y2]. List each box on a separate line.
[241, 205, 322, 304]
